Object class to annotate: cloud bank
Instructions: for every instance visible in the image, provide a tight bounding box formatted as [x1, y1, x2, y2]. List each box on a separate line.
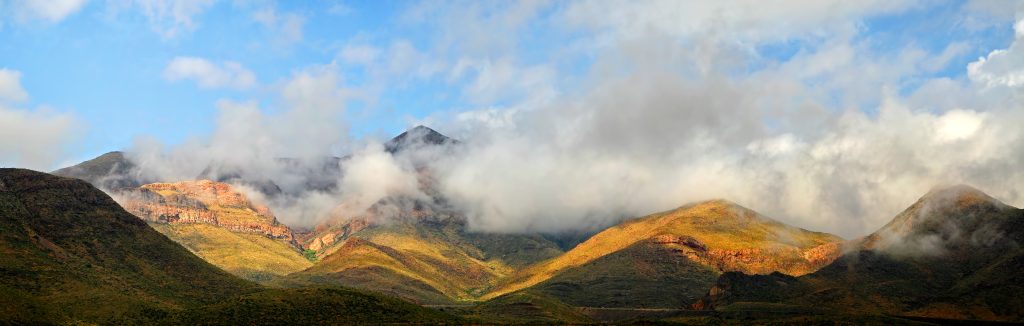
[110, 2, 1024, 239]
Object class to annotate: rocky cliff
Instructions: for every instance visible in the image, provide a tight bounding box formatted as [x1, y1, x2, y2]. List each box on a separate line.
[118, 180, 294, 240]
[651, 234, 842, 276]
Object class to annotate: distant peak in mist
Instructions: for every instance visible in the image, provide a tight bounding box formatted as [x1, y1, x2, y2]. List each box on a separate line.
[384, 125, 458, 153]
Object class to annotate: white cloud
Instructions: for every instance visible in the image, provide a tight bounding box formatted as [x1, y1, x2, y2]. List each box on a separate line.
[332, 143, 423, 219]
[400, 1, 1024, 238]
[163, 56, 256, 90]
[12, 0, 88, 22]
[0, 106, 78, 170]
[934, 109, 985, 143]
[119, 2, 1024, 240]
[968, 18, 1024, 88]
[129, 64, 351, 227]
[0, 69, 28, 102]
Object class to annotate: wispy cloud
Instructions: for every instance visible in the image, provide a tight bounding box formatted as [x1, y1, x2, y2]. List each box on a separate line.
[107, 0, 216, 38]
[163, 56, 257, 90]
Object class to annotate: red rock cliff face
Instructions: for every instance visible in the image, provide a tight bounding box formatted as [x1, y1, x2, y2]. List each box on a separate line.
[652, 234, 842, 276]
[119, 180, 294, 240]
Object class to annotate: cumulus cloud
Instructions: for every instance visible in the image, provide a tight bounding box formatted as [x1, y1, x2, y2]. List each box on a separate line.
[163, 56, 256, 90]
[968, 18, 1024, 88]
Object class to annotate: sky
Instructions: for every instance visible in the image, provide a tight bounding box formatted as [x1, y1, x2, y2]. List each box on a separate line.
[1, 0, 1024, 238]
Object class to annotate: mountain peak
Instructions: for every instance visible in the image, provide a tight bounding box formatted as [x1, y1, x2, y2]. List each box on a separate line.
[919, 184, 1001, 208]
[384, 125, 457, 153]
[51, 151, 141, 189]
[864, 184, 1014, 253]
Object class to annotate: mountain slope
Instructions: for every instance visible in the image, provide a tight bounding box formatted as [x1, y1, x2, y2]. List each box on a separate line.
[288, 125, 564, 304]
[0, 168, 258, 323]
[696, 185, 1024, 321]
[485, 200, 843, 306]
[51, 151, 142, 189]
[289, 207, 564, 304]
[0, 168, 463, 324]
[117, 180, 310, 282]
[149, 224, 312, 282]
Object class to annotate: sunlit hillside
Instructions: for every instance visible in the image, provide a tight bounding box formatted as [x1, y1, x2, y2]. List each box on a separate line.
[486, 200, 843, 300]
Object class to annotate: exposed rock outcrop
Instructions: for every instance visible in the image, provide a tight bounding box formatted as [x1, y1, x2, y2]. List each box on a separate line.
[651, 234, 842, 276]
[118, 180, 294, 240]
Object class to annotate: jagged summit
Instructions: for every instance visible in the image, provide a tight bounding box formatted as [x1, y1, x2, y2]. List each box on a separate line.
[384, 125, 458, 153]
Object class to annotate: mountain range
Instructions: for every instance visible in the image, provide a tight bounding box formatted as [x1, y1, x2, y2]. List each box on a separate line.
[12, 125, 1018, 323]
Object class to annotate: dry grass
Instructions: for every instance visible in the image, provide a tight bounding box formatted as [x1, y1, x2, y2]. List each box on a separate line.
[484, 200, 841, 300]
[150, 223, 310, 282]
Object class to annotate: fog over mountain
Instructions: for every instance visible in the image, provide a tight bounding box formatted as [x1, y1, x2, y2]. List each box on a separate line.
[6, 1, 1024, 239]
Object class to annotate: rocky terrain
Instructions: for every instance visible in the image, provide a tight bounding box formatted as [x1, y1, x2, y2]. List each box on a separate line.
[118, 180, 294, 240]
[110, 180, 311, 282]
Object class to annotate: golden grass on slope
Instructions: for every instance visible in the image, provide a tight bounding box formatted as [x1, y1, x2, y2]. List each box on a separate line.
[483, 200, 842, 300]
[299, 229, 514, 301]
[150, 223, 311, 282]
